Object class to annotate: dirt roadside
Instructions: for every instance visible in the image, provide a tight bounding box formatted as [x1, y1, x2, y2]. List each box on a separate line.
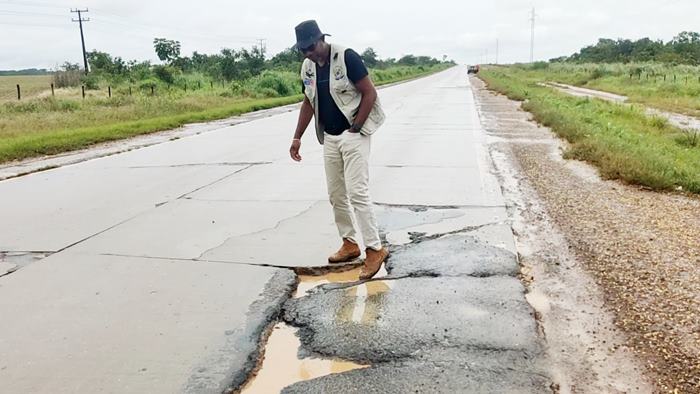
[471, 77, 700, 393]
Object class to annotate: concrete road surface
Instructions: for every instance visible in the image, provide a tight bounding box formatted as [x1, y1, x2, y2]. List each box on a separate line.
[0, 67, 549, 393]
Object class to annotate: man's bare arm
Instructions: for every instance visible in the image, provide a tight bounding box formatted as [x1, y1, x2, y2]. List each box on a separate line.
[290, 96, 314, 161]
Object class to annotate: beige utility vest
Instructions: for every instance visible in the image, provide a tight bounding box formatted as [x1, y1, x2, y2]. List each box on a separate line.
[301, 44, 386, 144]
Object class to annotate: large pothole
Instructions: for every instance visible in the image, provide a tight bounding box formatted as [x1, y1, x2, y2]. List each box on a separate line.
[239, 265, 390, 394]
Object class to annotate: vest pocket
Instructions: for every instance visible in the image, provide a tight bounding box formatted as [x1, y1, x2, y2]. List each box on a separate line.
[334, 81, 354, 105]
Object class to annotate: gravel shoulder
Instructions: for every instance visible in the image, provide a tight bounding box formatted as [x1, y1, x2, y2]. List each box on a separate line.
[472, 76, 700, 393]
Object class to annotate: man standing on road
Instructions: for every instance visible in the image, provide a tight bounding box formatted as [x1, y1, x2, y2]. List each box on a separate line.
[289, 20, 388, 280]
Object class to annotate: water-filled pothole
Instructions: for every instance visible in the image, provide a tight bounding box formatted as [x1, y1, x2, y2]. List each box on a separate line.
[240, 265, 390, 393]
[239, 323, 367, 393]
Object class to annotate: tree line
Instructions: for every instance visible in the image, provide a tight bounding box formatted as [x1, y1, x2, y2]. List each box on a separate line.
[552, 31, 700, 65]
[67, 38, 450, 87]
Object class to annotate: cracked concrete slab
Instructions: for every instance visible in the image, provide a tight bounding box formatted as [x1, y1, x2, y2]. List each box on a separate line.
[0, 164, 245, 251]
[0, 262, 18, 277]
[283, 276, 541, 363]
[201, 201, 343, 267]
[0, 252, 295, 394]
[374, 205, 466, 232]
[370, 165, 503, 206]
[186, 163, 328, 202]
[71, 199, 317, 260]
[379, 206, 514, 252]
[369, 134, 480, 168]
[386, 234, 519, 278]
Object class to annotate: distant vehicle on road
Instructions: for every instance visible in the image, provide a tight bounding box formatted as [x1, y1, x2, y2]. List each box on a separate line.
[467, 65, 480, 74]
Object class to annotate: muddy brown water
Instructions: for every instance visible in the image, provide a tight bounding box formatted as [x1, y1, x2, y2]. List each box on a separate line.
[240, 266, 390, 393]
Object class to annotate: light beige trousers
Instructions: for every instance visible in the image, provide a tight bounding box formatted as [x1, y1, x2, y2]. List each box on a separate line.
[323, 132, 381, 250]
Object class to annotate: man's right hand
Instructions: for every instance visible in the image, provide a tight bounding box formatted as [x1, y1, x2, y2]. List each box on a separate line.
[290, 139, 302, 162]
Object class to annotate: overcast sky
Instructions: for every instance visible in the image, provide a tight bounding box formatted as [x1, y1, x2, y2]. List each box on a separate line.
[0, 0, 698, 70]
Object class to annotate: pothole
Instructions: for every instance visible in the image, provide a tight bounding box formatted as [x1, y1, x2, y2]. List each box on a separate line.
[239, 265, 391, 393]
[239, 323, 367, 394]
[0, 251, 52, 277]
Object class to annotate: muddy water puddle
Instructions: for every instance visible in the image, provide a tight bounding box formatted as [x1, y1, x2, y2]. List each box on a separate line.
[240, 323, 368, 394]
[241, 266, 391, 393]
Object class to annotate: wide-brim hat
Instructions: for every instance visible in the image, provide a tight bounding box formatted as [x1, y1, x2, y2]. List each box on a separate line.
[294, 20, 330, 50]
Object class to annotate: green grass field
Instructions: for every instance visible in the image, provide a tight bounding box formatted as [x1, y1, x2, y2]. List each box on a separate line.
[0, 75, 53, 102]
[514, 62, 700, 117]
[480, 65, 700, 194]
[0, 64, 449, 164]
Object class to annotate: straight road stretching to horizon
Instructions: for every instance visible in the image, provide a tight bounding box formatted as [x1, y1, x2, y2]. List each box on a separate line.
[0, 67, 549, 393]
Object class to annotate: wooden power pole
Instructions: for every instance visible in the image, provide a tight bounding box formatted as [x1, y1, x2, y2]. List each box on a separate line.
[71, 8, 90, 74]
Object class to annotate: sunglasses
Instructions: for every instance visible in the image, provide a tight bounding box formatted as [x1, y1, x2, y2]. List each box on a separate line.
[299, 41, 317, 54]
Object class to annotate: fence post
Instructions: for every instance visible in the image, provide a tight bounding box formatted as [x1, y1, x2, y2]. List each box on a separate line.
[51, 83, 55, 97]
[198, 81, 201, 89]
[16, 84, 21, 100]
[664, 74, 666, 81]
[82, 85, 85, 99]
[108, 86, 112, 98]
[210, 81, 214, 89]
[151, 86, 155, 96]
[674, 75, 677, 82]
[129, 86, 132, 96]
[184, 82, 187, 92]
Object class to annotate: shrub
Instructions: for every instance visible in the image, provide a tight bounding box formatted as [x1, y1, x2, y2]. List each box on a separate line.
[531, 61, 549, 70]
[81, 74, 100, 90]
[249, 71, 298, 97]
[153, 65, 177, 84]
[53, 70, 82, 88]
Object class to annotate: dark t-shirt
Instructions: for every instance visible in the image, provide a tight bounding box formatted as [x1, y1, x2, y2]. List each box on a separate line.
[313, 49, 369, 135]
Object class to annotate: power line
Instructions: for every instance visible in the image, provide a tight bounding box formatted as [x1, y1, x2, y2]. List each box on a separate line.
[0, 0, 67, 10]
[90, 8, 260, 41]
[71, 8, 89, 74]
[0, 9, 66, 17]
[0, 20, 71, 28]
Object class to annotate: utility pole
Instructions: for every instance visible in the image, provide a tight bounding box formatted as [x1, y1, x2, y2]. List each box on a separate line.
[529, 7, 536, 63]
[496, 39, 499, 65]
[257, 38, 267, 55]
[71, 8, 90, 74]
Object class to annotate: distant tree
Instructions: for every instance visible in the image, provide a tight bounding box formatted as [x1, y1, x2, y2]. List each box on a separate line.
[630, 38, 664, 62]
[561, 31, 700, 65]
[361, 48, 379, 68]
[397, 54, 417, 66]
[153, 38, 181, 64]
[239, 45, 266, 77]
[60, 62, 81, 72]
[268, 47, 303, 71]
[219, 48, 240, 81]
[87, 50, 127, 75]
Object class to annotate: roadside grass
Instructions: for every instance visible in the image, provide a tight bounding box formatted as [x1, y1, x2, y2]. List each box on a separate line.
[510, 62, 700, 117]
[0, 64, 449, 163]
[0, 95, 302, 163]
[480, 66, 700, 193]
[0, 75, 52, 102]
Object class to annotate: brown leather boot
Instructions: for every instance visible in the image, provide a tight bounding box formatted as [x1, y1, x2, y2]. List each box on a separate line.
[360, 247, 389, 280]
[328, 239, 361, 263]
